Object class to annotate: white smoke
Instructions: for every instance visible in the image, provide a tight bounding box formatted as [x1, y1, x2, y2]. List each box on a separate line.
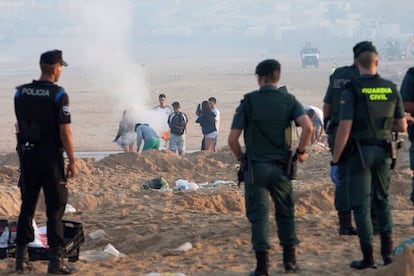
[63, 0, 168, 136]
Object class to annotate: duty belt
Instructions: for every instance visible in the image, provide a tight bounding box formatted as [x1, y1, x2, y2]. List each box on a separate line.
[358, 139, 387, 148]
[252, 159, 288, 168]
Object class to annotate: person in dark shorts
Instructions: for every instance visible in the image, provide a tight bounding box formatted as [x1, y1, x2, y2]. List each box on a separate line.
[196, 101, 217, 152]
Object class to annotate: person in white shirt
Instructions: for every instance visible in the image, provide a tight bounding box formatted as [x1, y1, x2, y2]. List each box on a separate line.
[153, 93, 172, 149]
[153, 93, 173, 116]
[304, 105, 324, 144]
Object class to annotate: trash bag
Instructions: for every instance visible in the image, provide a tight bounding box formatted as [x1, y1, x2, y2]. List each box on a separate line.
[142, 177, 169, 190]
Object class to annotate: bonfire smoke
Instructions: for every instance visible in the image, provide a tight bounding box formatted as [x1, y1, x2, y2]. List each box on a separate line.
[63, 0, 167, 135]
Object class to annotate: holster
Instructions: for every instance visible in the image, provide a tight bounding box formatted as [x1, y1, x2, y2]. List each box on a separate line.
[408, 124, 414, 141]
[338, 139, 356, 163]
[386, 134, 403, 170]
[237, 153, 247, 186]
[286, 150, 298, 180]
[18, 142, 36, 157]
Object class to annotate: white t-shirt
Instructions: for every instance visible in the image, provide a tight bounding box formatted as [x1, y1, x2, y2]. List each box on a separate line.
[304, 105, 323, 126]
[153, 105, 173, 131]
[153, 105, 173, 116]
[211, 108, 220, 132]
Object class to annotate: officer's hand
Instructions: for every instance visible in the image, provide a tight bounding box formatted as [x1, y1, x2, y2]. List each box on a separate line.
[330, 163, 340, 187]
[66, 161, 77, 179]
[296, 152, 307, 162]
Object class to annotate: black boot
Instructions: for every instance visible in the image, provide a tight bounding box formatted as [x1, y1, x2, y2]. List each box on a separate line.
[249, 251, 269, 276]
[338, 210, 357, 235]
[350, 243, 377, 269]
[47, 247, 77, 275]
[15, 245, 33, 274]
[283, 245, 300, 273]
[380, 231, 393, 265]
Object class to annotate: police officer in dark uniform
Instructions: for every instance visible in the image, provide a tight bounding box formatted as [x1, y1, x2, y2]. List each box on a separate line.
[323, 41, 371, 235]
[228, 59, 313, 275]
[14, 50, 77, 274]
[399, 66, 414, 225]
[331, 43, 406, 269]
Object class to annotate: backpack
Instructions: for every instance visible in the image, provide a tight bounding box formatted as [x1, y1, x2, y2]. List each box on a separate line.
[168, 112, 187, 135]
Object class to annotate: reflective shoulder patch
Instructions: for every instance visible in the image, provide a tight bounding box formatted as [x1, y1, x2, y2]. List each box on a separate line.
[62, 106, 71, 116]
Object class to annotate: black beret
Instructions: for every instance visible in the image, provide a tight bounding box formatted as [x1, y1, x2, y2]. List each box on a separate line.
[255, 59, 281, 76]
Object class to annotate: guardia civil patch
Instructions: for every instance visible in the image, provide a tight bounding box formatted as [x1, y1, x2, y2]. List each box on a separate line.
[62, 106, 71, 116]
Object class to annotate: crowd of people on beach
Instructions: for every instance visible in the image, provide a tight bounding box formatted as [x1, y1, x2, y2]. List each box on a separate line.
[112, 92, 325, 156]
[113, 93, 221, 155]
[10, 42, 414, 275]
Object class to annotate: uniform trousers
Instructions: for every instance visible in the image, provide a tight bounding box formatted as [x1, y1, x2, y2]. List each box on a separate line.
[16, 145, 68, 248]
[346, 145, 393, 244]
[244, 161, 299, 251]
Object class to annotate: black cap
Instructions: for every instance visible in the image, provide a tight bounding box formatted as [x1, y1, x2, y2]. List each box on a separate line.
[353, 41, 377, 58]
[255, 59, 281, 76]
[40, 50, 68, 66]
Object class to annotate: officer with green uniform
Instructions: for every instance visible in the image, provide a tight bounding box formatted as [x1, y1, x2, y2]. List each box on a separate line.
[331, 42, 406, 269]
[228, 59, 313, 275]
[323, 41, 369, 235]
[399, 66, 414, 225]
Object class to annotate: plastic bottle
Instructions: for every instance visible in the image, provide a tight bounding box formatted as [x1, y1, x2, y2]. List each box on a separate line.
[88, 229, 106, 239]
[103, 243, 121, 257]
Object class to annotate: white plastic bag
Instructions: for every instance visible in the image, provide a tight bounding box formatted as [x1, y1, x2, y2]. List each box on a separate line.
[175, 179, 199, 191]
[64, 203, 77, 214]
[172, 242, 192, 252]
[103, 243, 126, 257]
[28, 220, 48, 248]
[0, 225, 9, 249]
[212, 180, 237, 187]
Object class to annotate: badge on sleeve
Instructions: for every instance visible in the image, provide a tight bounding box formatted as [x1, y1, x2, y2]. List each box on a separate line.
[62, 106, 71, 116]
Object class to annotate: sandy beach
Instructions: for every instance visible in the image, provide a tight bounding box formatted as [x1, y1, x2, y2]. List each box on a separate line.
[1, 53, 414, 275]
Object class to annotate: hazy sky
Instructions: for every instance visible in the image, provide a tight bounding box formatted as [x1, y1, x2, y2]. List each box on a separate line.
[0, 0, 412, 133]
[1, 1, 412, 45]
